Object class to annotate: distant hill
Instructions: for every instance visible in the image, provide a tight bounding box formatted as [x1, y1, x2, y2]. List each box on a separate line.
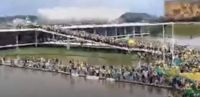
[117, 12, 163, 23]
[0, 15, 38, 24]
[0, 13, 164, 25]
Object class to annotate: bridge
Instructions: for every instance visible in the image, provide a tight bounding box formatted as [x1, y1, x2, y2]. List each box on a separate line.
[59, 22, 173, 37]
[0, 22, 175, 56]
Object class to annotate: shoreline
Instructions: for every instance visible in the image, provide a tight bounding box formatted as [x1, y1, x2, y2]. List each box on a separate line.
[0, 64, 173, 90]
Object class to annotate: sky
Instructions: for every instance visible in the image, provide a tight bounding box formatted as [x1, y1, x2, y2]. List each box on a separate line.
[0, 0, 164, 20]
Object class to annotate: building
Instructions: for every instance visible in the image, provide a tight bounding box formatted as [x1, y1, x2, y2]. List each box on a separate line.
[60, 23, 164, 38]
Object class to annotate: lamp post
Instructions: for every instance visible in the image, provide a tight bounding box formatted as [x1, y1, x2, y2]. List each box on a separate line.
[162, 24, 166, 63]
[171, 22, 175, 66]
[66, 37, 70, 50]
[35, 31, 38, 47]
[16, 34, 19, 50]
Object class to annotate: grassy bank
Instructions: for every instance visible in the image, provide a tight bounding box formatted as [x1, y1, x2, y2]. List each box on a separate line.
[174, 24, 200, 37]
[149, 24, 200, 37]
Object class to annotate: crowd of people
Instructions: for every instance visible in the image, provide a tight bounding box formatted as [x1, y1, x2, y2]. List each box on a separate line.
[43, 26, 200, 68]
[0, 56, 199, 95]
[174, 48, 200, 73]
[14, 25, 200, 96]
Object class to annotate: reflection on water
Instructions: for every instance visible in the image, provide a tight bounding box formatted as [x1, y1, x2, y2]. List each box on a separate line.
[0, 66, 171, 97]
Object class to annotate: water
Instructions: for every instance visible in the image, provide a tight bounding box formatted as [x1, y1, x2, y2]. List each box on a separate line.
[0, 66, 171, 97]
[174, 37, 200, 49]
[0, 47, 139, 66]
[145, 36, 200, 49]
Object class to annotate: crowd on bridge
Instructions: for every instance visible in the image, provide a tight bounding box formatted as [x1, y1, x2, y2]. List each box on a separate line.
[42, 26, 171, 52]
[43, 26, 200, 66]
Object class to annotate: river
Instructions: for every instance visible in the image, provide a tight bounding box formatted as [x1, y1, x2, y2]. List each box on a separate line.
[0, 66, 172, 97]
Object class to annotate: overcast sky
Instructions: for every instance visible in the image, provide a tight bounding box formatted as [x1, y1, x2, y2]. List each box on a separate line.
[0, 0, 164, 20]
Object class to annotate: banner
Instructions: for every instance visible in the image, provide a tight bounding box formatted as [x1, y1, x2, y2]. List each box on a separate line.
[165, 0, 200, 21]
